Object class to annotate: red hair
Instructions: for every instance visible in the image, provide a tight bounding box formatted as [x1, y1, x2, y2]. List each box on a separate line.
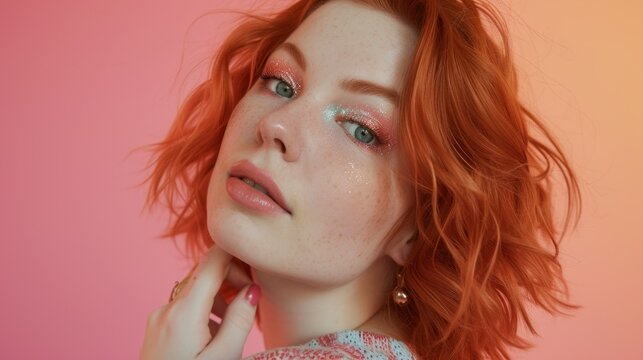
[140, 0, 582, 358]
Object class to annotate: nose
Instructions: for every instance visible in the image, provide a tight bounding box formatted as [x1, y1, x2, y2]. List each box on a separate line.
[255, 110, 302, 162]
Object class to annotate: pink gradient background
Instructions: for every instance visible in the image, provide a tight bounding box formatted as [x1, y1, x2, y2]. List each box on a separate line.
[1, 0, 641, 359]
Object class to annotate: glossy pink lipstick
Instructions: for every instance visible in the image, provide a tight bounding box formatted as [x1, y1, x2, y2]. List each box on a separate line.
[226, 160, 291, 215]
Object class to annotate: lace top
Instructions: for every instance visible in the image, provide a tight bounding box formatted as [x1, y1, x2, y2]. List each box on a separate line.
[243, 329, 418, 360]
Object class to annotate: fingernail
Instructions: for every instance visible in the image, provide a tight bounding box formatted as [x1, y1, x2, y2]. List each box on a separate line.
[244, 283, 261, 306]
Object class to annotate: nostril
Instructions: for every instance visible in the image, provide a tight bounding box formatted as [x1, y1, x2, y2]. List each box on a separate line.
[274, 139, 286, 153]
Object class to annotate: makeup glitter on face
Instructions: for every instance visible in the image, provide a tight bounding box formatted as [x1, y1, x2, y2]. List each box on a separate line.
[261, 59, 303, 96]
[322, 104, 394, 154]
[206, 0, 417, 287]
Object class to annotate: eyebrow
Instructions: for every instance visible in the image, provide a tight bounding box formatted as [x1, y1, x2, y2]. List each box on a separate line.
[275, 42, 400, 105]
[340, 79, 399, 105]
[278, 42, 307, 71]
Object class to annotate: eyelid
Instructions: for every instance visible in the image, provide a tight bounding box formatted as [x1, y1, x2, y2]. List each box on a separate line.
[338, 119, 380, 147]
[261, 75, 295, 98]
[334, 106, 393, 146]
[261, 59, 302, 96]
[324, 105, 395, 152]
[336, 116, 381, 146]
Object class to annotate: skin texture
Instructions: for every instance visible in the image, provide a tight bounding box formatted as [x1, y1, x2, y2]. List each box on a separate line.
[140, 247, 259, 360]
[208, 1, 415, 287]
[140, 0, 416, 360]
[206, 0, 418, 349]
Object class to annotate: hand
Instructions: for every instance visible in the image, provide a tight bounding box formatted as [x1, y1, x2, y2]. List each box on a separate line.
[140, 246, 261, 360]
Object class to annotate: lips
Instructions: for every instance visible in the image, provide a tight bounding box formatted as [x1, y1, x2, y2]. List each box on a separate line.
[227, 160, 291, 214]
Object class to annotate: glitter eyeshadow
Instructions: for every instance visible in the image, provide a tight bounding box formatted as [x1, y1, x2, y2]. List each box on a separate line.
[322, 104, 347, 123]
[323, 104, 395, 151]
[262, 59, 303, 95]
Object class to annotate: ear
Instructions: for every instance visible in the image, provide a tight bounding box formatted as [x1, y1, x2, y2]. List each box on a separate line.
[386, 222, 417, 267]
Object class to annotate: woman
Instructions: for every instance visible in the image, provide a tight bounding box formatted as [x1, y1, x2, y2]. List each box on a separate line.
[139, 0, 582, 359]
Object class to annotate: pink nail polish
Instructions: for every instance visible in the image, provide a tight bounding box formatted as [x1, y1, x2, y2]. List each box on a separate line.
[244, 283, 261, 306]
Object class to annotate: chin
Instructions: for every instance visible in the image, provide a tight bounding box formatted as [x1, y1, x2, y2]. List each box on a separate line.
[208, 209, 260, 257]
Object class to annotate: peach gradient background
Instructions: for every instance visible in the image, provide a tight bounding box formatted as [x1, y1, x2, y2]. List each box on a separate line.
[1, 0, 641, 359]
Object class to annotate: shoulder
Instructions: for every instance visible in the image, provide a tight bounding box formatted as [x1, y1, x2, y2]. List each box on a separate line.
[243, 330, 418, 360]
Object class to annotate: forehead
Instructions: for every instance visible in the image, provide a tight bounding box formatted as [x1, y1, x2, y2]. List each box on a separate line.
[284, 0, 417, 89]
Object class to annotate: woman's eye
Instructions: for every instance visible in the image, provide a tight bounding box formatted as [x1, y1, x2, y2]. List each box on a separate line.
[340, 121, 377, 145]
[263, 77, 295, 99]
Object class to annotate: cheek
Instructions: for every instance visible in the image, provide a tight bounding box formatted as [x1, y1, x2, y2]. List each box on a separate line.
[293, 161, 398, 282]
[220, 102, 255, 147]
[306, 155, 396, 256]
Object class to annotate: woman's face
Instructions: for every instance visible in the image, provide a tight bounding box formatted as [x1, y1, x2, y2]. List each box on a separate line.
[207, 0, 417, 287]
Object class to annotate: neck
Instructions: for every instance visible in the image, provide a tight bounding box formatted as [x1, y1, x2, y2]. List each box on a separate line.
[250, 256, 399, 350]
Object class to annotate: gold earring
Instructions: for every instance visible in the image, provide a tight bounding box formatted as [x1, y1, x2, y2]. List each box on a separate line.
[392, 267, 409, 306]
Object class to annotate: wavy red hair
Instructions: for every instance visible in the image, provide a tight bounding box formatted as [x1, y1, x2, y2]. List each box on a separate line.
[140, 0, 582, 358]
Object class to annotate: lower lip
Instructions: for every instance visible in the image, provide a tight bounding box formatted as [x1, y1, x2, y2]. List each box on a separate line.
[226, 177, 289, 215]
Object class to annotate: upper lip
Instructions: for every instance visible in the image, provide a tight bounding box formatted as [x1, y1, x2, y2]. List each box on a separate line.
[228, 159, 291, 214]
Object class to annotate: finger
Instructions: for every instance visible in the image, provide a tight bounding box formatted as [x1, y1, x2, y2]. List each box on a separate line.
[199, 283, 261, 360]
[181, 246, 232, 314]
[210, 259, 254, 317]
[169, 263, 199, 303]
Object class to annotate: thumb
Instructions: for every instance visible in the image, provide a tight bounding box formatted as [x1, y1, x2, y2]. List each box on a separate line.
[198, 283, 261, 360]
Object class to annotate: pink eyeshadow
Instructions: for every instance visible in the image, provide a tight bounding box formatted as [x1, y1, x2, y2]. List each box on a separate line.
[262, 59, 303, 95]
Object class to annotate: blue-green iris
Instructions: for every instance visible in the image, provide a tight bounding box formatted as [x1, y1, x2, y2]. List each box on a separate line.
[276, 81, 294, 98]
[354, 126, 374, 144]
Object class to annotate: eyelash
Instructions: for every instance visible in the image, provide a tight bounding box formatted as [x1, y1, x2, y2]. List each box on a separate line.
[260, 74, 294, 96]
[259, 74, 384, 149]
